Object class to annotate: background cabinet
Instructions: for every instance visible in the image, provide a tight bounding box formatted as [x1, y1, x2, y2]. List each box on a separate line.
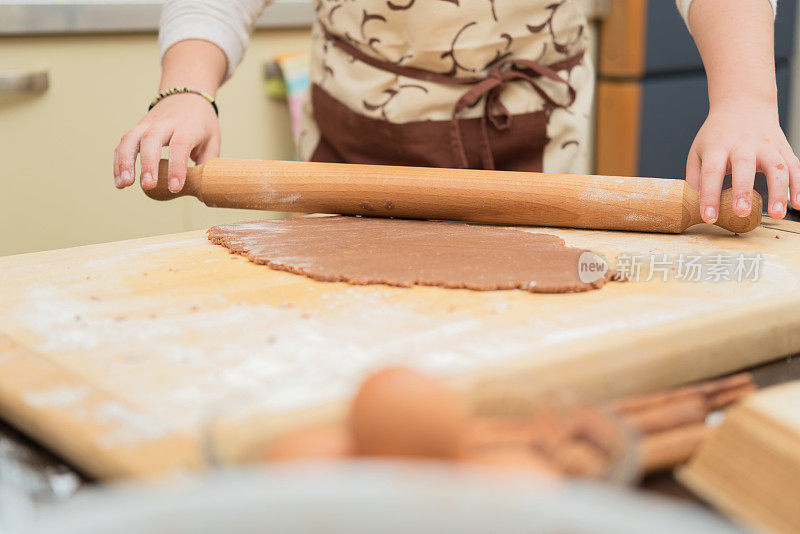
[3, 1, 798, 256]
[0, 29, 311, 256]
[595, 0, 798, 214]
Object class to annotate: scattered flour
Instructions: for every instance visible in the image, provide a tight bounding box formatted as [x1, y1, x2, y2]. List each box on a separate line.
[24, 385, 89, 408]
[8, 228, 797, 450]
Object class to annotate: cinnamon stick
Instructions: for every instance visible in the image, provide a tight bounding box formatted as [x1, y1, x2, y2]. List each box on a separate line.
[606, 373, 754, 415]
[638, 423, 708, 473]
[621, 395, 708, 435]
[706, 382, 758, 411]
[609, 388, 703, 416]
[695, 373, 753, 397]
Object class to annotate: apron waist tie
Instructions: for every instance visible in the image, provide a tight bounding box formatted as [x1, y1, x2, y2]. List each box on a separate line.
[320, 23, 583, 170]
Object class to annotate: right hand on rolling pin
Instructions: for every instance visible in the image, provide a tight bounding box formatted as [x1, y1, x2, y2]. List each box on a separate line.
[113, 93, 220, 193]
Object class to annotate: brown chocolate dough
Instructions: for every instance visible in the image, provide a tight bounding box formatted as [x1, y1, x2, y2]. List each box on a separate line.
[208, 217, 615, 293]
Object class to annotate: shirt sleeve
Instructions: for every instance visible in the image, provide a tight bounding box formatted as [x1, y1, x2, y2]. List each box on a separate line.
[676, 0, 777, 29]
[159, 0, 272, 81]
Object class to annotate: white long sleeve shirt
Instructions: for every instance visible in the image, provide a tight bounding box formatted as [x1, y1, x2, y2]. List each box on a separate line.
[676, 0, 777, 27]
[159, 0, 778, 81]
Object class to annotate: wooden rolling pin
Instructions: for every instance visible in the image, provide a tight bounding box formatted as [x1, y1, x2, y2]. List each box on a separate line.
[149, 158, 762, 233]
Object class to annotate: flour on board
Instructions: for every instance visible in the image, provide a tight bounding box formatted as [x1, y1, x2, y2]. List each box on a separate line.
[9, 227, 795, 450]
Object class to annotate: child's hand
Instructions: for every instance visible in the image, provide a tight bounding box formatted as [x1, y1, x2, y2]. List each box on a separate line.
[113, 92, 221, 193]
[685, 0, 797, 224]
[686, 98, 798, 222]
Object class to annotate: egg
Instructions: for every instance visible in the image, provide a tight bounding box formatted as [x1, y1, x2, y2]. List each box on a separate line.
[467, 447, 559, 476]
[465, 417, 540, 449]
[267, 425, 352, 462]
[350, 367, 467, 459]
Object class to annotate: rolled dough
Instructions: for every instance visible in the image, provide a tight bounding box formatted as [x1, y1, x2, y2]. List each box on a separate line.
[207, 217, 616, 293]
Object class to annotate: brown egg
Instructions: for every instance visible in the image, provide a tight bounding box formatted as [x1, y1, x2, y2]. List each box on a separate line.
[350, 367, 466, 459]
[465, 417, 540, 449]
[467, 446, 560, 476]
[267, 425, 352, 462]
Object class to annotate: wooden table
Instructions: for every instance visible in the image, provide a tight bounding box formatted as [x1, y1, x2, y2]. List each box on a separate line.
[1, 219, 799, 480]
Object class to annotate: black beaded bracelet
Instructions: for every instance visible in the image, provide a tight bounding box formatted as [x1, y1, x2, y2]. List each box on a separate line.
[148, 87, 219, 116]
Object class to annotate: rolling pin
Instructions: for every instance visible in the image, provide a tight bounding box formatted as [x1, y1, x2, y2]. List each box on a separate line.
[149, 158, 762, 234]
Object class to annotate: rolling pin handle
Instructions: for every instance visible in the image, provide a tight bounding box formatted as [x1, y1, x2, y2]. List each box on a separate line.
[682, 186, 762, 234]
[714, 189, 763, 234]
[144, 159, 203, 201]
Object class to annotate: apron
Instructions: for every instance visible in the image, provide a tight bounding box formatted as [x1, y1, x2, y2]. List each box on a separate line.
[298, 0, 592, 174]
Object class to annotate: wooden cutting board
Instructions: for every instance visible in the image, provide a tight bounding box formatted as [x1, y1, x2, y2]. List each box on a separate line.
[1, 219, 799, 479]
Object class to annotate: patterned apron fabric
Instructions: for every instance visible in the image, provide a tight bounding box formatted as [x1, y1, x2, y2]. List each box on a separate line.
[298, 0, 592, 174]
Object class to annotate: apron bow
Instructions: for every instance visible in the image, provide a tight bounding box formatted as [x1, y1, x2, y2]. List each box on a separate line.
[450, 58, 578, 170]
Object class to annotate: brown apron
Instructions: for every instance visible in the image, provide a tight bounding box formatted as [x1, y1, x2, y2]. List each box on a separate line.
[301, 0, 591, 173]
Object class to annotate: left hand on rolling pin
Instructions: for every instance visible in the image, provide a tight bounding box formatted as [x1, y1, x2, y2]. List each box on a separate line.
[686, 98, 800, 222]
